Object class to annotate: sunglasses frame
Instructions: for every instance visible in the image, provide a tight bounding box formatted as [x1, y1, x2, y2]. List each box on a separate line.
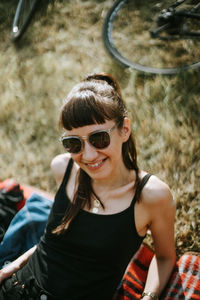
[60, 123, 117, 154]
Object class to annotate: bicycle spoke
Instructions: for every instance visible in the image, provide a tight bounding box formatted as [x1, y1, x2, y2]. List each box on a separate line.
[170, 0, 185, 9]
[191, 3, 200, 12]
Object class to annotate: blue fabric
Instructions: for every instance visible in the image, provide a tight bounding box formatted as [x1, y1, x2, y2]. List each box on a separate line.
[0, 193, 53, 268]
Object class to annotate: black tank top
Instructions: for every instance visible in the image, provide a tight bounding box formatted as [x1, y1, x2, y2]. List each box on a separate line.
[27, 159, 151, 300]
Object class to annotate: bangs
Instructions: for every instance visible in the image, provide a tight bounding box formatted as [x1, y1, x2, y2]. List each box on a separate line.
[61, 91, 118, 130]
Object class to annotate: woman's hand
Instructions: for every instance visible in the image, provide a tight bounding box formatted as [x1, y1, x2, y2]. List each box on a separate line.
[0, 245, 37, 285]
[0, 263, 16, 285]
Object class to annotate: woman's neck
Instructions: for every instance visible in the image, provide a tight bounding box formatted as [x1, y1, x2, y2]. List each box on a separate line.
[92, 167, 136, 195]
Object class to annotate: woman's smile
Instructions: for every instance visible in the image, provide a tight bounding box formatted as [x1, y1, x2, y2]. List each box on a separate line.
[85, 158, 107, 171]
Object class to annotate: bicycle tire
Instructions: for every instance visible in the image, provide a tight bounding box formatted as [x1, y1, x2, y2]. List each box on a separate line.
[103, 0, 200, 75]
[11, 0, 38, 41]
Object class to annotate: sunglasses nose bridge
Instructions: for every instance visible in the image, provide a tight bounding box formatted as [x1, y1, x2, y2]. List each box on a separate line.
[81, 135, 88, 141]
[79, 135, 88, 152]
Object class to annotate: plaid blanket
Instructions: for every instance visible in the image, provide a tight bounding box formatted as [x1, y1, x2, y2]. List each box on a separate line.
[117, 244, 200, 300]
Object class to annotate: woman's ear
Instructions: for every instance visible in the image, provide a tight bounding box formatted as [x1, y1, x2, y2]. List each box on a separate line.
[122, 117, 131, 142]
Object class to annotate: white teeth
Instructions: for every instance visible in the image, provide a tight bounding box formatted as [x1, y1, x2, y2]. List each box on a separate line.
[88, 161, 102, 168]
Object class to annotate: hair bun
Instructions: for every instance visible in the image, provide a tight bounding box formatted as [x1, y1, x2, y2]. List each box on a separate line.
[85, 73, 121, 96]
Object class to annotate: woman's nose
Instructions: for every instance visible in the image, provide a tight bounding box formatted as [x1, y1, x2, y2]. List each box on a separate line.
[82, 141, 98, 160]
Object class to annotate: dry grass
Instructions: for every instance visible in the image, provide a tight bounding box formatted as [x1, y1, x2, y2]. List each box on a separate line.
[0, 0, 199, 256]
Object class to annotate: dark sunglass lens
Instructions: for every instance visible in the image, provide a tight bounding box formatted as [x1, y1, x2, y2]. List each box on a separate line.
[62, 137, 82, 153]
[89, 132, 110, 149]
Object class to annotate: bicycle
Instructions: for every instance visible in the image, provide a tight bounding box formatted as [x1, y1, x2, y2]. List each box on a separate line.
[11, 0, 39, 42]
[103, 0, 200, 75]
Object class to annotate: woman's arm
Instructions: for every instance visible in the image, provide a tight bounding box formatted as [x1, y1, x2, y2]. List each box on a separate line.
[141, 177, 176, 299]
[0, 245, 37, 285]
[0, 155, 70, 285]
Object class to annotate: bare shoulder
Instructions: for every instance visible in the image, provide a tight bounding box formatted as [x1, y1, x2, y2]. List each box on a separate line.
[141, 174, 175, 210]
[51, 153, 71, 187]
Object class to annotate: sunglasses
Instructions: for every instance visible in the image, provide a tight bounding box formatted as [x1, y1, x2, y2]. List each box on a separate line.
[60, 124, 117, 154]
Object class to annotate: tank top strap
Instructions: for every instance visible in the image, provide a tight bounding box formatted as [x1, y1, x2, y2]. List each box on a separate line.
[61, 158, 74, 187]
[131, 173, 151, 206]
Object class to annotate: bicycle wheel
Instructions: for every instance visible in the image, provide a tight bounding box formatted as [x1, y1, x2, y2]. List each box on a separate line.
[103, 0, 200, 75]
[11, 0, 38, 41]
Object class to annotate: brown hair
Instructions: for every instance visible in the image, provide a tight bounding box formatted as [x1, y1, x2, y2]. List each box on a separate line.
[53, 73, 140, 234]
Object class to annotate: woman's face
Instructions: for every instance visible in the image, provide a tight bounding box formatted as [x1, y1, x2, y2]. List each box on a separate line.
[63, 119, 131, 183]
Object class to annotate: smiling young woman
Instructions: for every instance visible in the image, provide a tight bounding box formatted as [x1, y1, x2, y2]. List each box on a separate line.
[0, 73, 176, 300]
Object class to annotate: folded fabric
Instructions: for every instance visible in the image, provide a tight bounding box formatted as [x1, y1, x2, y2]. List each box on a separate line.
[116, 243, 200, 300]
[0, 193, 53, 268]
[0, 181, 24, 242]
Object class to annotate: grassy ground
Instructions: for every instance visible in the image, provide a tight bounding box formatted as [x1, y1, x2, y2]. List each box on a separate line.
[0, 0, 199, 257]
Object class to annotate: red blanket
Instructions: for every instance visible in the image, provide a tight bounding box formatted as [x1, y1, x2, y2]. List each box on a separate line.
[117, 244, 200, 300]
